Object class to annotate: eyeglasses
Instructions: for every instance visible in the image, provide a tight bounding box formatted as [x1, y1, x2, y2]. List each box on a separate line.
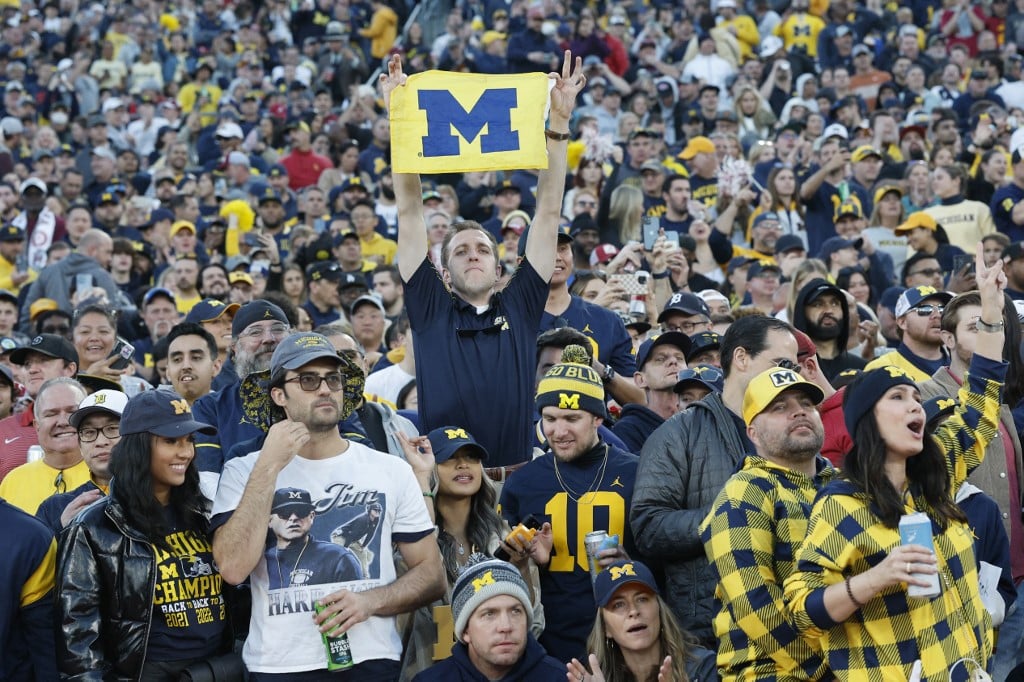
[339, 349, 363, 361]
[283, 372, 345, 392]
[912, 304, 945, 317]
[54, 470, 66, 494]
[775, 358, 803, 374]
[42, 325, 70, 335]
[665, 319, 708, 334]
[909, 268, 942, 278]
[240, 323, 290, 340]
[79, 424, 121, 442]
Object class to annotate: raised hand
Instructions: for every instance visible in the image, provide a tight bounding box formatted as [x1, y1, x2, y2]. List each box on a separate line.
[379, 53, 408, 113]
[566, 654, 607, 682]
[549, 51, 586, 124]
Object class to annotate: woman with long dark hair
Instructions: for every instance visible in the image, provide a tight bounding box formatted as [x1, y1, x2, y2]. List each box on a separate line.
[57, 390, 233, 680]
[397, 426, 548, 678]
[567, 560, 715, 682]
[785, 246, 1007, 680]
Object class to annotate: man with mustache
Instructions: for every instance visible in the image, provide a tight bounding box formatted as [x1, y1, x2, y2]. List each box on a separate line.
[791, 280, 867, 382]
[700, 366, 835, 681]
[211, 332, 443, 678]
[165, 323, 221, 407]
[192, 300, 290, 499]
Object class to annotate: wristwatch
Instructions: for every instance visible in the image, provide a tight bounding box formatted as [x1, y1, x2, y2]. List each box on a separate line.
[602, 364, 615, 384]
[977, 318, 1005, 333]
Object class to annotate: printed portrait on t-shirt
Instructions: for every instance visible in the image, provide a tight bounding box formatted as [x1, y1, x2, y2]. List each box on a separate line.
[264, 485, 385, 590]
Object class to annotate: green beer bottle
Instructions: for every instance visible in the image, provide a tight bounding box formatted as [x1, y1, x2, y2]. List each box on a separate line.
[314, 602, 354, 671]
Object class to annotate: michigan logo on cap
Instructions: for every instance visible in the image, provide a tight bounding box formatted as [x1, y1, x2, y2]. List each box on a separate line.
[295, 334, 326, 349]
[882, 366, 910, 379]
[609, 563, 637, 581]
[558, 393, 580, 409]
[94, 393, 106, 404]
[472, 571, 495, 592]
[390, 71, 551, 173]
[445, 428, 468, 440]
[769, 369, 800, 387]
[937, 398, 955, 410]
[170, 399, 190, 415]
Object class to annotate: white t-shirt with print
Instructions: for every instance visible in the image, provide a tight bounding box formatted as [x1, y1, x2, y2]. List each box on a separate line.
[211, 442, 434, 674]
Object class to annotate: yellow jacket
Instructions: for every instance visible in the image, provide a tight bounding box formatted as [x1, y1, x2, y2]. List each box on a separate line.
[359, 5, 398, 59]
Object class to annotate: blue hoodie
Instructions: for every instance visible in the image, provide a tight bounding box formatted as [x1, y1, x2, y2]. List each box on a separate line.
[412, 633, 564, 681]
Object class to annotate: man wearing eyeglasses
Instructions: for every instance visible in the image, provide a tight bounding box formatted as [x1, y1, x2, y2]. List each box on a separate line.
[0, 378, 88, 514]
[211, 332, 444, 679]
[35, 389, 126, 533]
[901, 252, 946, 291]
[865, 285, 953, 382]
[631, 315, 799, 648]
[657, 292, 713, 336]
[192, 300, 291, 499]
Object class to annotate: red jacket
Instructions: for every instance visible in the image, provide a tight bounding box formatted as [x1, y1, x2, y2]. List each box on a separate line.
[819, 388, 851, 467]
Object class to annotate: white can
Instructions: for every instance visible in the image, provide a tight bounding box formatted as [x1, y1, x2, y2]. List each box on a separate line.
[899, 512, 941, 598]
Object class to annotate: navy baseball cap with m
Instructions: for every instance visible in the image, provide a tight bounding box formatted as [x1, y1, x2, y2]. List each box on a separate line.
[427, 426, 489, 464]
[119, 389, 216, 437]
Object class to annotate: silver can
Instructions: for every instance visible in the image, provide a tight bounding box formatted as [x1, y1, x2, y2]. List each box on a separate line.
[585, 530, 608, 582]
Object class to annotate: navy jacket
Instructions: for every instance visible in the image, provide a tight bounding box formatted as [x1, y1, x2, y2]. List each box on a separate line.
[412, 634, 564, 682]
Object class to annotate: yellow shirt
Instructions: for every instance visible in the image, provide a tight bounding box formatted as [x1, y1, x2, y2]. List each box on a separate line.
[773, 13, 826, 57]
[864, 350, 934, 383]
[0, 458, 91, 514]
[177, 82, 223, 128]
[720, 15, 760, 60]
[0, 255, 36, 294]
[175, 292, 202, 316]
[922, 200, 996, 254]
[360, 232, 398, 266]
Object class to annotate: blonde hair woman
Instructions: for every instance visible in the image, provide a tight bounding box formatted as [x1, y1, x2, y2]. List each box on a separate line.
[567, 560, 714, 682]
[607, 184, 644, 246]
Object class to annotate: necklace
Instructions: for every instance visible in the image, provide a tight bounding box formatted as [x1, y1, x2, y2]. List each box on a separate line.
[553, 444, 609, 503]
[275, 535, 311, 587]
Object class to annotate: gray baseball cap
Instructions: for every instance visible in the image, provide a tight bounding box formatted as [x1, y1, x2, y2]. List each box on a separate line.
[269, 332, 343, 384]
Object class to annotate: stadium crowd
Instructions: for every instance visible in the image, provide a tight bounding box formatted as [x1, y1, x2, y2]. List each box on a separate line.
[7, 0, 1024, 680]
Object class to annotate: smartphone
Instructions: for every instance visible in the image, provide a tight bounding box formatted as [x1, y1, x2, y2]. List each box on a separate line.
[642, 216, 661, 251]
[662, 230, 680, 249]
[75, 273, 93, 294]
[608, 272, 650, 296]
[494, 514, 541, 561]
[244, 231, 263, 247]
[952, 253, 974, 276]
[108, 337, 135, 370]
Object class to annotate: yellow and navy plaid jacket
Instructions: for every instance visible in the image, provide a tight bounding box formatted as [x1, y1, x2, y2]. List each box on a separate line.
[700, 455, 836, 681]
[784, 356, 1006, 681]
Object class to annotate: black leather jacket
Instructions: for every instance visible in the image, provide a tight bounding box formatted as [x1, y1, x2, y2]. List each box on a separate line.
[55, 496, 228, 681]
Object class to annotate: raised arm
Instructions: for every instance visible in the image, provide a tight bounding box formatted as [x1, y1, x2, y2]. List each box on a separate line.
[380, 55, 428, 283]
[525, 51, 586, 281]
[211, 420, 310, 584]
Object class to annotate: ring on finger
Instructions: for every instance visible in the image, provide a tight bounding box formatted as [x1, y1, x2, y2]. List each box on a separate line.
[906, 562, 912, 573]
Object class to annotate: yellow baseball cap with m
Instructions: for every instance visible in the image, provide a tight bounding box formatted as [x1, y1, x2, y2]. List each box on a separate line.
[742, 367, 824, 426]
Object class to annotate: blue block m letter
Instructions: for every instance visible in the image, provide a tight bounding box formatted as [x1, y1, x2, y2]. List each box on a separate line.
[418, 89, 520, 157]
